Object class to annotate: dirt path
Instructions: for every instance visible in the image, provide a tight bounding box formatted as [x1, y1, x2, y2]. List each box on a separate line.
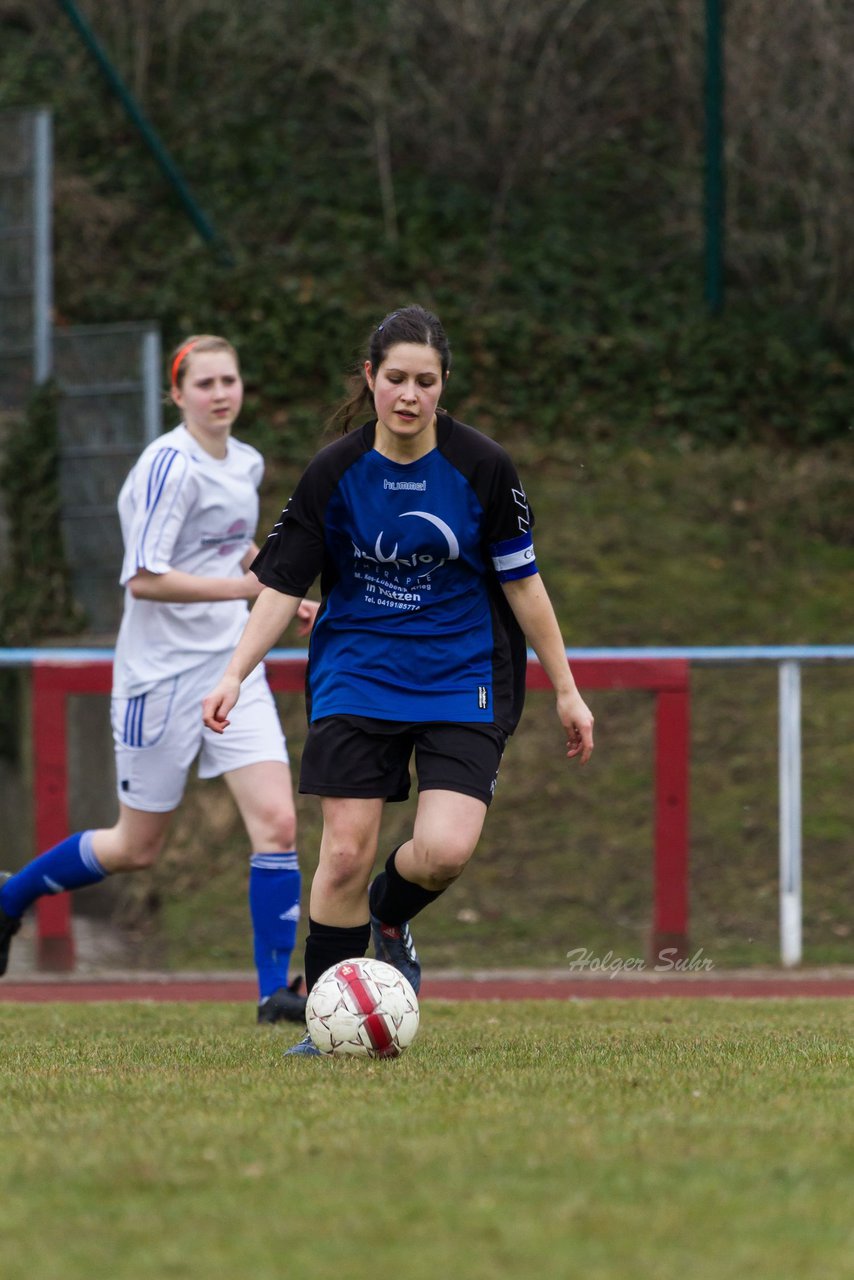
[3, 969, 853, 1002]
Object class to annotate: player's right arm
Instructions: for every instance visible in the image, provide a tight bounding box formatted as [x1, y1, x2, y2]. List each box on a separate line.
[127, 567, 262, 603]
[204, 449, 330, 731]
[202, 586, 303, 733]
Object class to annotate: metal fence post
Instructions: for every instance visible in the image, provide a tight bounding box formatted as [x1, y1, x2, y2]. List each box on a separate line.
[141, 327, 162, 444]
[32, 109, 53, 384]
[778, 659, 802, 966]
[704, 0, 725, 314]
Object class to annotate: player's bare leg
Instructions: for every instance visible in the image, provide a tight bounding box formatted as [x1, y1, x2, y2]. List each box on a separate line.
[310, 797, 385, 926]
[400, 789, 488, 890]
[369, 790, 488, 993]
[223, 760, 297, 853]
[90, 805, 174, 872]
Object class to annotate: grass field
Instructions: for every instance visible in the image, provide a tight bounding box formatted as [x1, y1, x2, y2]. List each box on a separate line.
[1, 999, 852, 1280]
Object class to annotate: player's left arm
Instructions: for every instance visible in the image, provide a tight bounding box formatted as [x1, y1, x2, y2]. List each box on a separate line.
[501, 574, 594, 764]
[242, 541, 318, 636]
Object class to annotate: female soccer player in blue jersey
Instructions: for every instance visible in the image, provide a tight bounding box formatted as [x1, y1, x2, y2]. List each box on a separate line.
[202, 307, 594, 1054]
[0, 335, 316, 1024]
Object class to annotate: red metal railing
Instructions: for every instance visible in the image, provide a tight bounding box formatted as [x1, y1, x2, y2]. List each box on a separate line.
[31, 654, 690, 969]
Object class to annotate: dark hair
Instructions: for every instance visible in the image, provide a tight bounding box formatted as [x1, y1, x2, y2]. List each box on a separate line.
[331, 305, 451, 434]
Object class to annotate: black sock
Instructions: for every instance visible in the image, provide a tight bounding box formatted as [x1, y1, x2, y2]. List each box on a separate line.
[368, 846, 446, 926]
[304, 918, 371, 993]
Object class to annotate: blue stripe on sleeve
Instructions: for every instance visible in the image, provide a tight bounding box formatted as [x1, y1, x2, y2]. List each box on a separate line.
[137, 448, 180, 571]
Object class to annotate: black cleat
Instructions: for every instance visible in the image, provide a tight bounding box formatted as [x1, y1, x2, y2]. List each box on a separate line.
[257, 974, 307, 1025]
[0, 873, 22, 978]
[370, 915, 421, 994]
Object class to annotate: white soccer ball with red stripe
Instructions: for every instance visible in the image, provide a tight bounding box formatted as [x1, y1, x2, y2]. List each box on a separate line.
[305, 957, 420, 1058]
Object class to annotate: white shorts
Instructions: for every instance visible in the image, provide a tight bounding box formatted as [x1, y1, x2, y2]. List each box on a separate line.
[112, 656, 289, 813]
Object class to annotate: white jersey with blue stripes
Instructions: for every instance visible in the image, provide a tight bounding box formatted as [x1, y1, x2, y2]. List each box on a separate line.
[113, 423, 263, 697]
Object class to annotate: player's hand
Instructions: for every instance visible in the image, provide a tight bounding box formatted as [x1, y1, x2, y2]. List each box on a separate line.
[202, 674, 241, 734]
[557, 689, 594, 764]
[294, 598, 320, 637]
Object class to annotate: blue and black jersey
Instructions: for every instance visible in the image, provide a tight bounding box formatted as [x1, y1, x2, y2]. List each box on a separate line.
[252, 412, 537, 732]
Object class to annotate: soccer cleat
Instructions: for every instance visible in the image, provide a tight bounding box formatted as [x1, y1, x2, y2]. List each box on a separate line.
[370, 915, 421, 994]
[284, 1032, 323, 1058]
[257, 975, 308, 1025]
[0, 873, 22, 977]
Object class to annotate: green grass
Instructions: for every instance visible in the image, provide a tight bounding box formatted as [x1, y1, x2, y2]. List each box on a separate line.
[1, 1000, 852, 1279]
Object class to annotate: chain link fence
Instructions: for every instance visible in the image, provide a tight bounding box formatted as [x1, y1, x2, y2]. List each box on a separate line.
[54, 322, 161, 633]
[1, 108, 162, 633]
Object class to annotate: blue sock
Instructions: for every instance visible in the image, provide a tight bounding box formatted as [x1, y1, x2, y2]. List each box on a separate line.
[249, 852, 301, 1002]
[0, 831, 107, 918]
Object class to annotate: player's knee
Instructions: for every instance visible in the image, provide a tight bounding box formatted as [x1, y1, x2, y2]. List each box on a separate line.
[320, 843, 372, 895]
[262, 805, 297, 852]
[112, 832, 166, 871]
[416, 839, 474, 888]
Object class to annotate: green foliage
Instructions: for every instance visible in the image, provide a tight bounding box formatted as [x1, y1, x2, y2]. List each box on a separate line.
[1, 3, 851, 460]
[0, 383, 85, 645]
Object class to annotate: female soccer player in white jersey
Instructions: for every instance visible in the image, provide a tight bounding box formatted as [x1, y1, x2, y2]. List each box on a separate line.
[0, 335, 316, 1024]
[202, 307, 594, 1054]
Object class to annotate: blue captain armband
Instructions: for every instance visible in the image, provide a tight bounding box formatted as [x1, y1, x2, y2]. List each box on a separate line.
[490, 532, 537, 582]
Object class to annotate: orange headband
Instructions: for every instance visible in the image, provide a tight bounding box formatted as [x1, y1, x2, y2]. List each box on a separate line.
[171, 339, 199, 388]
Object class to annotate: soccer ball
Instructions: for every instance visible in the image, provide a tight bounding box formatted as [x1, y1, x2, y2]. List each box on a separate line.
[305, 957, 420, 1059]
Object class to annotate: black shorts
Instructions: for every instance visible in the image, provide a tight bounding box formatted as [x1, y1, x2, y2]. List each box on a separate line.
[299, 715, 508, 807]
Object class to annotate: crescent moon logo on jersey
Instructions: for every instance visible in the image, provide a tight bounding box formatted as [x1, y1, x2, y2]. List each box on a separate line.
[400, 511, 460, 561]
[370, 510, 460, 575]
